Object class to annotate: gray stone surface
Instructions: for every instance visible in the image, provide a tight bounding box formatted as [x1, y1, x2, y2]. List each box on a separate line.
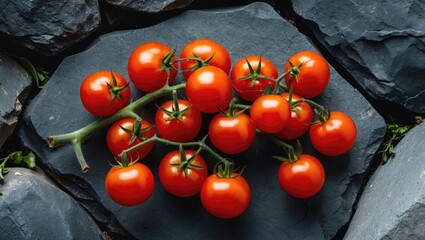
[0, 0, 100, 56]
[292, 0, 425, 114]
[105, 0, 194, 13]
[344, 122, 425, 240]
[0, 168, 104, 240]
[19, 3, 386, 239]
[0, 52, 32, 149]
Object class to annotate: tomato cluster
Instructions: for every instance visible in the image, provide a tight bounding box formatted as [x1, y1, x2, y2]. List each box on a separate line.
[78, 39, 357, 219]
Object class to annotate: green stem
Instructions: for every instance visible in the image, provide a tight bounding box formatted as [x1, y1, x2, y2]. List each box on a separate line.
[48, 83, 186, 171]
[120, 134, 230, 165]
[234, 104, 251, 110]
[256, 129, 298, 162]
[272, 71, 290, 94]
[172, 90, 180, 112]
[295, 98, 330, 123]
[71, 139, 89, 172]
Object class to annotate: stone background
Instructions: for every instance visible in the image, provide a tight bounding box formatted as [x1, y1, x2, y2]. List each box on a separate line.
[1, 0, 424, 239]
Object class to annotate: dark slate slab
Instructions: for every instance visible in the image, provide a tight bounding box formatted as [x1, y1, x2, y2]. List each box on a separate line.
[344, 122, 425, 240]
[105, 0, 194, 13]
[0, 168, 104, 240]
[19, 3, 386, 239]
[292, 0, 425, 114]
[0, 52, 32, 149]
[0, 0, 100, 56]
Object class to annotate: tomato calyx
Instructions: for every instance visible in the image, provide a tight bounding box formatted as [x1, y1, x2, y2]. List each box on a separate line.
[158, 90, 192, 121]
[214, 160, 245, 179]
[106, 71, 130, 102]
[119, 117, 152, 144]
[160, 49, 178, 83]
[284, 87, 302, 115]
[285, 60, 304, 84]
[296, 98, 330, 125]
[218, 97, 249, 118]
[273, 140, 303, 163]
[257, 129, 302, 163]
[170, 145, 204, 178]
[181, 52, 216, 72]
[235, 56, 276, 87]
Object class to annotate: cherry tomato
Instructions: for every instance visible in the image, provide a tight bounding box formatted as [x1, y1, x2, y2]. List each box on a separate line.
[284, 51, 330, 98]
[231, 56, 278, 102]
[105, 163, 155, 206]
[80, 71, 130, 117]
[309, 111, 357, 156]
[106, 118, 155, 162]
[128, 42, 178, 92]
[278, 154, 325, 198]
[185, 66, 232, 113]
[159, 150, 208, 197]
[208, 112, 256, 154]
[155, 99, 202, 142]
[180, 39, 231, 80]
[274, 92, 313, 140]
[250, 95, 291, 133]
[200, 173, 251, 219]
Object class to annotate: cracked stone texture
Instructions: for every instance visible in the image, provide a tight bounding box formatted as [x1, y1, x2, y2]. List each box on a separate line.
[0, 168, 104, 240]
[0, 0, 100, 56]
[0, 52, 32, 149]
[105, 0, 194, 13]
[344, 121, 425, 240]
[292, 0, 425, 114]
[19, 3, 386, 239]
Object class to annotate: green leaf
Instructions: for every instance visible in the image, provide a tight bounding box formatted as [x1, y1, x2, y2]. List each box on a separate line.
[23, 152, 36, 169]
[10, 55, 50, 88]
[10, 151, 23, 164]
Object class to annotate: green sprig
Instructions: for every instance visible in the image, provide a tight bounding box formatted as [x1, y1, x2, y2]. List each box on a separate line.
[379, 116, 423, 163]
[0, 151, 36, 195]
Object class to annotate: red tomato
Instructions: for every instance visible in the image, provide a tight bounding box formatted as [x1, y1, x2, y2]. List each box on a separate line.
[278, 154, 325, 198]
[200, 173, 251, 219]
[250, 95, 291, 133]
[231, 56, 278, 102]
[208, 112, 256, 154]
[159, 150, 208, 197]
[185, 66, 232, 113]
[106, 118, 155, 162]
[128, 42, 177, 92]
[274, 92, 313, 140]
[80, 71, 130, 117]
[180, 39, 231, 80]
[155, 99, 202, 142]
[284, 51, 330, 98]
[105, 163, 155, 206]
[309, 111, 357, 156]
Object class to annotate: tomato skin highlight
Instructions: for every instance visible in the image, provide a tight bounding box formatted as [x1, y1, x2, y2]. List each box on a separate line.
[274, 92, 313, 140]
[278, 154, 325, 198]
[185, 66, 233, 113]
[180, 39, 231, 80]
[106, 118, 155, 162]
[284, 51, 330, 98]
[250, 95, 291, 133]
[105, 163, 155, 206]
[155, 100, 202, 142]
[208, 112, 256, 154]
[159, 150, 208, 197]
[231, 56, 278, 102]
[80, 71, 130, 117]
[309, 111, 357, 156]
[128, 42, 177, 92]
[200, 173, 251, 219]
